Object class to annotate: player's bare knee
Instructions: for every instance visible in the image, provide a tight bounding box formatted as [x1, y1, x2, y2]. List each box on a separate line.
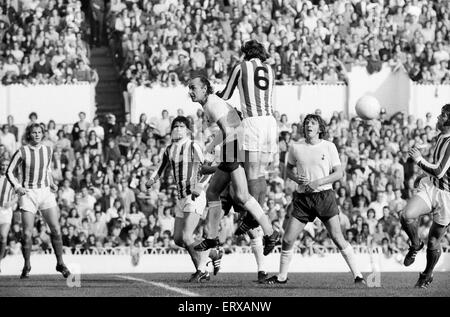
[174, 235, 184, 247]
[233, 190, 249, 206]
[281, 239, 294, 250]
[22, 230, 33, 240]
[427, 237, 440, 250]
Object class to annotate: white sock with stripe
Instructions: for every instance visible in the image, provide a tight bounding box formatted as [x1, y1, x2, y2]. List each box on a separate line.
[250, 236, 266, 272]
[278, 249, 294, 281]
[340, 244, 362, 279]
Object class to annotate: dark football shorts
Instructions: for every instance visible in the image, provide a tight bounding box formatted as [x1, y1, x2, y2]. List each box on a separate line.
[291, 190, 339, 224]
[217, 139, 243, 173]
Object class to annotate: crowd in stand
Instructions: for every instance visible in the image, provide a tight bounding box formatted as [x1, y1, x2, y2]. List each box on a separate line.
[106, 0, 450, 90]
[0, 0, 97, 85]
[1, 108, 450, 258]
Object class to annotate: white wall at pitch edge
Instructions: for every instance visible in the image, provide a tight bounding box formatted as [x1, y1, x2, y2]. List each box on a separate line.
[0, 84, 96, 125]
[0, 253, 448, 275]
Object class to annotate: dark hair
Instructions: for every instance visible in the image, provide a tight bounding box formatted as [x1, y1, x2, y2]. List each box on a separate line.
[171, 116, 191, 131]
[28, 112, 37, 120]
[25, 123, 44, 143]
[241, 40, 270, 62]
[302, 114, 328, 139]
[442, 104, 450, 126]
[191, 75, 214, 95]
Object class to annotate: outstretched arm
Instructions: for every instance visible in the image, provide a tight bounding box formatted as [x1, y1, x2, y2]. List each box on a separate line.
[216, 64, 241, 100]
[410, 143, 450, 179]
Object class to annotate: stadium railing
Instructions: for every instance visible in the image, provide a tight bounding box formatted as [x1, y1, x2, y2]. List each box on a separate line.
[35, 245, 450, 256]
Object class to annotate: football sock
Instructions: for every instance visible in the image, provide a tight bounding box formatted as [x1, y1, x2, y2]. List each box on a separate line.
[423, 248, 441, 277]
[243, 197, 273, 236]
[50, 233, 64, 266]
[21, 236, 32, 268]
[0, 240, 6, 261]
[400, 216, 420, 247]
[206, 201, 223, 239]
[340, 244, 362, 279]
[186, 243, 199, 269]
[197, 250, 210, 272]
[278, 248, 293, 281]
[250, 235, 266, 272]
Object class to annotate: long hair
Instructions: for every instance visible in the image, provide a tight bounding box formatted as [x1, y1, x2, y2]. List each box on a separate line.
[303, 114, 328, 140]
[25, 123, 45, 144]
[442, 104, 450, 126]
[241, 40, 270, 62]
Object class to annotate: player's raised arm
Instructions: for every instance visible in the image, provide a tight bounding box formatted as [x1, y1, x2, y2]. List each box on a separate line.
[216, 63, 241, 100]
[410, 140, 450, 179]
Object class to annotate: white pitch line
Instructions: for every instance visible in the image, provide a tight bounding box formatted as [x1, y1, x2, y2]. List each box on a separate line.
[115, 275, 201, 297]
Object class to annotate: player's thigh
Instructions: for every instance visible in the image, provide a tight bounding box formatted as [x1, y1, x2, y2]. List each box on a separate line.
[283, 216, 306, 245]
[207, 169, 231, 199]
[21, 211, 35, 234]
[230, 165, 251, 204]
[173, 217, 184, 243]
[0, 223, 10, 240]
[182, 212, 201, 238]
[243, 150, 260, 179]
[322, 215, 347, 249]
[403, 194, 431, 220]
[41, 206, 61, 233]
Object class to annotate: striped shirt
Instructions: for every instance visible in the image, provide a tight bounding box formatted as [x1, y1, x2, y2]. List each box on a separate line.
[416, 133, 450, 191]
[0, 175, 14, 208]
[6, 144, 53, 189]
[217, 58, 274, 118]
[156, 138, 204, 199]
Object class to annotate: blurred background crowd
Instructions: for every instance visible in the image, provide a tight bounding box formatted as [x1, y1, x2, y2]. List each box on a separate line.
[1, 108, 450, 259]
[107, 0, 450, 90]
[1, 0, 449, 87]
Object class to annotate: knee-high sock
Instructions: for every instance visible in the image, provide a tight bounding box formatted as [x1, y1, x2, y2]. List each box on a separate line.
[21, 236, 32, 268]
[50, 233, 64, 265]
[197, 250, 210, 272]
[400, 216, 420, 247]
[423, 248, 441, 276]
[0, 240, 6, 261]
[185, 243, 199, 270]
[243, 197, 273, 236]
[250, 236, 266, 272]
[340, 244, 362, 279]
[206, 201, 222, 239]
[278, 249, 294, 281]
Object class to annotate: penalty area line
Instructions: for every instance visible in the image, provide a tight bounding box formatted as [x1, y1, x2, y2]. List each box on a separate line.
[115, 275, 201, 297]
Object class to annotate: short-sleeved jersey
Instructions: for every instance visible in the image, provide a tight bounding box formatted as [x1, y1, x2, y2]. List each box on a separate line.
[157, 138, 204, 199]
[6, 144, 53, 189]
[417, 133, 450, 191]
[217, 58, 274, 119]
[204, 94, 242, 143]
[288, 139, 341, 193]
